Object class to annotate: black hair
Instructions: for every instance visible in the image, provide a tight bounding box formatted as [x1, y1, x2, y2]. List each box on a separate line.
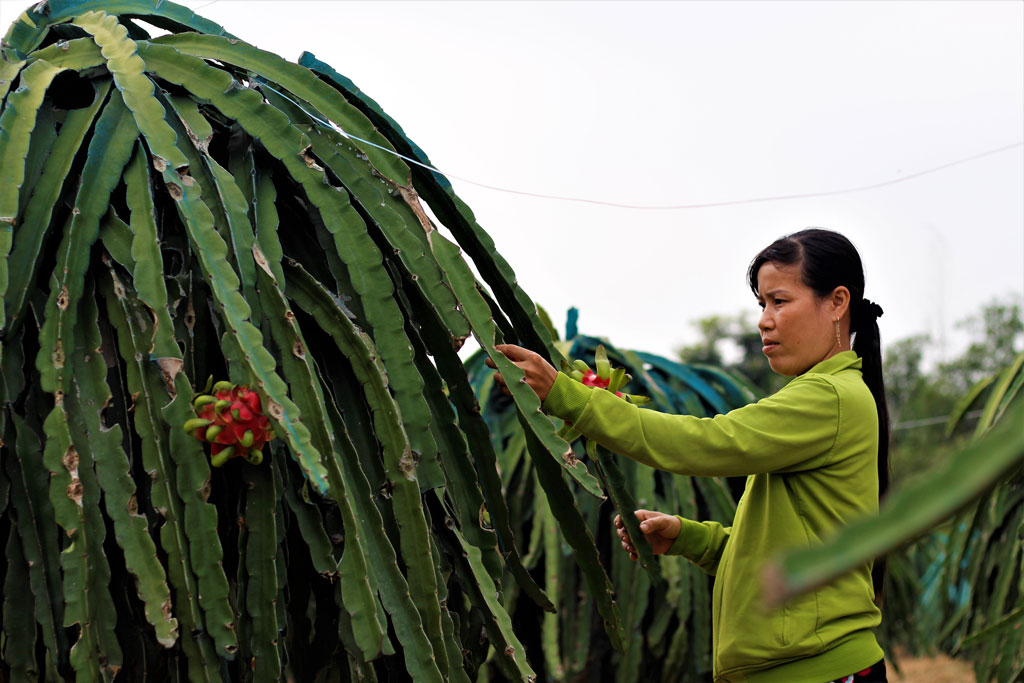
[747, 228, 890, 603]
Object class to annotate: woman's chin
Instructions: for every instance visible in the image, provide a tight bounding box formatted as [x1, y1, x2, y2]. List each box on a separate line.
[767, 357, 799, 377]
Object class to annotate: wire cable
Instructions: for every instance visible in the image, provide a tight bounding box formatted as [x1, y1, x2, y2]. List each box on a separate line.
[191, 0, 220, 12]
[255, 81, 1023, 211]
[892, 410, 983, 431]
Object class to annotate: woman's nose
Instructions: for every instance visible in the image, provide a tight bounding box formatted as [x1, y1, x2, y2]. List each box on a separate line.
[758, 309, 773, 331]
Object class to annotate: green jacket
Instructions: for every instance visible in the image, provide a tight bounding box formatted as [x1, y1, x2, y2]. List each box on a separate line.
[542, 351, 884, 682]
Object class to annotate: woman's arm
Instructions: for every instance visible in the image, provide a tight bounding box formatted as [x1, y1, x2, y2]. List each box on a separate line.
[615, 510, 731, 575]
[543, 371, 842, 477]
[487, 343, 845, 477]
[489, 346, 745, 570]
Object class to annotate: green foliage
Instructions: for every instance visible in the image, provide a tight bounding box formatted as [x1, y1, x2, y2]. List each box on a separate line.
[0, 1, 622, 679]
[884, 334, 931, 422]
[941, 295, 1024, 395]
[886, 295, 1023, 482]
[884, 335, 961, 484]
[929, 355, 1024, 683]
[466, 330, 753, 682]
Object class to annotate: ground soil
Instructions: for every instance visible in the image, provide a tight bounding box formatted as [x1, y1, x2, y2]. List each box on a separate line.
[889, 651, 977, 683]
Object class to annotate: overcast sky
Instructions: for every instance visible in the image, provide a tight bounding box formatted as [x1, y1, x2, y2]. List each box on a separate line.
[3, 0, 1021, 364]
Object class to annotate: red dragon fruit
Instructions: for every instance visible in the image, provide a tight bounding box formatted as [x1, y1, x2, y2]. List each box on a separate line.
[558, 345, 651, 444]
[183, 381, 275, 467]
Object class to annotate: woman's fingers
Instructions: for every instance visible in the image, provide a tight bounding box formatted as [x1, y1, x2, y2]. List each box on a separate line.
[614, 514, 638, 559]
[494, 344, 535, 361]
[614, 516, 632, 543]
[633, 510, 672, 533]
[485, 344, 558, 401]
[485, 351, 509, 392]
[486, 347, 521, 394]
[633, 509, 657, 522]
[488, 344, 531, 370]
[640, 518, 662, 535]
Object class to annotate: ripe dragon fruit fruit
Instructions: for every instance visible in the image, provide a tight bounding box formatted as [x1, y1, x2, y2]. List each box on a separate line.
[183, 381, 275, 467]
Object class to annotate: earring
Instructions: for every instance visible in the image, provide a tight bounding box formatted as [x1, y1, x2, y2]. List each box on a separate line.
[834, 319, 842, 349]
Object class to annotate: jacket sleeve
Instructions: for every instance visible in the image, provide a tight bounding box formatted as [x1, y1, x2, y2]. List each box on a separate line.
[666, 517, 731, 575]
[542, 371, 842, 477]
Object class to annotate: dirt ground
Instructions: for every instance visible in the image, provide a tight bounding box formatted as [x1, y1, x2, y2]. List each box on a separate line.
[889, 651, 977, 683]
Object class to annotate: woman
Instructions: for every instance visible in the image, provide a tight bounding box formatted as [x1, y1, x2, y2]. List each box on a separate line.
[488, 229, 889, 683]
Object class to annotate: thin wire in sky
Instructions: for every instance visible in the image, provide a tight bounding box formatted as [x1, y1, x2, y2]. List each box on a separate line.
[395, 140, 1024, 211]
[258, 81, 1023, 211]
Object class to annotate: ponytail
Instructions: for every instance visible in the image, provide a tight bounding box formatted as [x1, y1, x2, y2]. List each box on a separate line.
[851, 298, 890, 501]
[852, 299, 891, 605]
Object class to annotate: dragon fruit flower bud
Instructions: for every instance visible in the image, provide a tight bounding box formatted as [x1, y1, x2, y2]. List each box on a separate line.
[580, 370, 611, 389]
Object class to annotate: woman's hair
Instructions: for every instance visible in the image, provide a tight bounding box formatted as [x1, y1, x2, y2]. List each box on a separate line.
[747, 228, 890, 602]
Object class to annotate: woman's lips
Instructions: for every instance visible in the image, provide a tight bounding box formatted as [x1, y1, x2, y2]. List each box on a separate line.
[762, 341, 779, 355]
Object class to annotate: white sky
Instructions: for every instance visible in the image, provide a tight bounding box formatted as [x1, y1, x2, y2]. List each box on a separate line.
[3, 0, 1022, 363]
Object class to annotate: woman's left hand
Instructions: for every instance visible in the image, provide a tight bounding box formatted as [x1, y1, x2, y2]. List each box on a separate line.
[614, 510, 681, 561]
[485, 344, 558, 402]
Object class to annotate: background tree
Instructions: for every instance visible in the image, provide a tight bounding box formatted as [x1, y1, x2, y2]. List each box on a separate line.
[886, 295, 1023, 481]
[939, 295, 1024, 394]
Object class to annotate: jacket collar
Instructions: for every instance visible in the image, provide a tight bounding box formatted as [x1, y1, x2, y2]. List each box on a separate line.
[803, 350, 862, 376]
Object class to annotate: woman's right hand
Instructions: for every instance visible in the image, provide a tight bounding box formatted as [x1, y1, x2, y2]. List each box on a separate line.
[614, 510, 682, 561]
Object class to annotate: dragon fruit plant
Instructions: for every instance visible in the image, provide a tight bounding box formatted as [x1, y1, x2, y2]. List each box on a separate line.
[0, 1, 631, 680]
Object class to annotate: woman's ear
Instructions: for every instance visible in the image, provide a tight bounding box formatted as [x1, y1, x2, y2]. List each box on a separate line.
[830, 286, 851, 319]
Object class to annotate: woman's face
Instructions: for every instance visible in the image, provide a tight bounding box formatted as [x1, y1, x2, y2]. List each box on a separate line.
[756, 261, 842, 376]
